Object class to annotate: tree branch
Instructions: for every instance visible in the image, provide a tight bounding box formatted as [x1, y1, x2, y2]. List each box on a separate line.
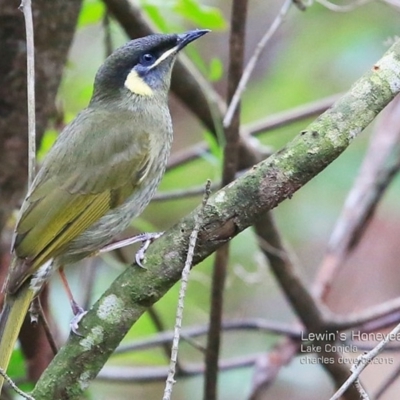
[204, 0, 248, 398]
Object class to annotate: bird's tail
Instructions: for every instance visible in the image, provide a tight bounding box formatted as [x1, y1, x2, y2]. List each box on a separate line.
[0, 283, 35, 393]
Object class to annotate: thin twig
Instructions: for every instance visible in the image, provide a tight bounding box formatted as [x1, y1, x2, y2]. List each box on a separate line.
[115, 318, 301, 355]
[98, 354, 257, 382]
[167, 93, 338, 172]
[163, 180, 211, 400]
[316, 0, 373, 12]
[152, 181, 220, 202]
[249, 338, 299, 400]
[327, 295, 400, 332]
[223, 0, 293, 128]
[19, 0, 36, 185]
[204, 1, 248, 398]
[102, 8, 113, 57]
[37, 297, 58, 356]
[242, 93, 341, 136]
[329, 322, 400, 400]
[353, 376, 370, 399]
[374, 361, 400, 399]
[0, 368, 34, 400]
[383, 0, 400, 10]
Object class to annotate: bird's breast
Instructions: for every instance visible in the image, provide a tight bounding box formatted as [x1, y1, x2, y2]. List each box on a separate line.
[60, 101, 174, 262]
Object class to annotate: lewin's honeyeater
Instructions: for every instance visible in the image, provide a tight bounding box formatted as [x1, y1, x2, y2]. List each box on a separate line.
[0, 29, 209, 392]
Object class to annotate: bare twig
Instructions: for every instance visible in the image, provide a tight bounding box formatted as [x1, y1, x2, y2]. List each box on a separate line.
[167, 93, 338, 172]
[0, 368, 34, 400]
[98, 354, 257, 382]
[374, 361, 400, 399]
[36, 298, 58, 356]
[249, 338, 299, 400]
[204, 1, 248, 398]
[115, 318, 301, 355]
[329, 322, 400, 400]
[352, 374, 370, 399]
[383, 0, 400, 10]
[19, 0, 36, 185]
[327, 296, 400, 332]
[242, 93, 341, 136]
[163, 180, 211, 400]
[152, 182, 220, 202]
[102, 8, 113, 57]
[316, 0, 373, 12]
[223, 0, 293, 128]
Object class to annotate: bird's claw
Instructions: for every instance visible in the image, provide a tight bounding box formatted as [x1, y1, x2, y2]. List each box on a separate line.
[70, 300, 87, 337]
[134, 232, 164, 267]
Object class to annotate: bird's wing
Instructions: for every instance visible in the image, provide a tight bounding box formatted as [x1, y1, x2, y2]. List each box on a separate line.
[10, 108, 151, 291]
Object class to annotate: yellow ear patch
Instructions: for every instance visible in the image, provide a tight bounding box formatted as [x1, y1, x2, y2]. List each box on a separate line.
[124, 70, 153, 96]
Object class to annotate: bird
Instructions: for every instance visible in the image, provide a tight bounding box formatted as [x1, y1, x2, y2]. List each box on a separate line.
[0, 29, 209, 392]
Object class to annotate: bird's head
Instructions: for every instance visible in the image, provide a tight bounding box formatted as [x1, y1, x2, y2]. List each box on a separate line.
[91, 29, 209, 103]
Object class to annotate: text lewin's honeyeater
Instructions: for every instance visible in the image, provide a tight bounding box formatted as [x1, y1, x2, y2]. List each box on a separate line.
[0, 29, 209, 392]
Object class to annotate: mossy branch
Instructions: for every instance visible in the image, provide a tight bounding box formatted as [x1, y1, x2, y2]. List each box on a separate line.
[31, 40, 400, 399]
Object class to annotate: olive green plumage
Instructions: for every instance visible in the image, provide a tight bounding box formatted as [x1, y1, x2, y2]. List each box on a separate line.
[0, 29, 209, 392]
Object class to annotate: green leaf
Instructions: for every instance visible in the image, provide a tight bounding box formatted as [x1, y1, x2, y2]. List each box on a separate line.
[174, 0, 226, 30]
[7, 348, 27, 380]
[78, 0, 105, 28]
[208, 57, 224, 82]
[142, 4, 170, 32]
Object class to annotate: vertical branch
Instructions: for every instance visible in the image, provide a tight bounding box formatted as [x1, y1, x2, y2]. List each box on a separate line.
[103, 8, 114, 57]
[204, 1, 248, 399]
[163, 181, 211, 400]
[223, 0, 292, 128]
[19, 0, 36, 186]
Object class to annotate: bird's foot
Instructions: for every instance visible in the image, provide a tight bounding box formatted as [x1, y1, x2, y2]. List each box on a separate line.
[98, 231, 164, 266]
[134, 232, 164, 267]
[70, 299, 88, 337]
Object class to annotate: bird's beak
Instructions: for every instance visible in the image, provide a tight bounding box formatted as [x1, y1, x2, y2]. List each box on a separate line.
[176, 29, 210, 52]
[148, 29, 210, 71]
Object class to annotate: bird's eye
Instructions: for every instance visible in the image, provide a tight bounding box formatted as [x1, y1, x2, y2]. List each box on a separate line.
[140, 53, 156, 66]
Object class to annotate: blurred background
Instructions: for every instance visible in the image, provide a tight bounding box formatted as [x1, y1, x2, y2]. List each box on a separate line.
[7, 0, 400, 398]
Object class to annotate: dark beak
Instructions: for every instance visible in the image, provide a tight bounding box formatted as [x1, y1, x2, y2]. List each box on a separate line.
[177, 29, 210, 51]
